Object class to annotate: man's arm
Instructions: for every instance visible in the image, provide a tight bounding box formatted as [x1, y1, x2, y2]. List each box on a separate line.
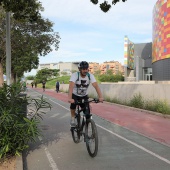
[92, 82, 103, 102]
[68, 81, 75, 103]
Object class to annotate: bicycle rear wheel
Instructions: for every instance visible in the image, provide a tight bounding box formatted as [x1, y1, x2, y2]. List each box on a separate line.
[71, 113, 81, 143]
[85, 119, 98, 157]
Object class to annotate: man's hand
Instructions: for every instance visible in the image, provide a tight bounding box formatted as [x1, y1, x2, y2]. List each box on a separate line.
[99, 98, 104, 103]
[68, 98, 74, 103]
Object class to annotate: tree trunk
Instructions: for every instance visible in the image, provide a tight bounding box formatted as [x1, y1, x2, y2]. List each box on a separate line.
[0, 62, 4, 87]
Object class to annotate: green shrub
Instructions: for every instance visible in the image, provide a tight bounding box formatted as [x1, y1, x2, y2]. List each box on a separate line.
[0, 83, 51, 159]
[146, 100, 170, 114]
[128, 93, 144, 109]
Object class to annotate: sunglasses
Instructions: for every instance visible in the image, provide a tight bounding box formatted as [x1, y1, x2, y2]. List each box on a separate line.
[81, 68, 88, 70]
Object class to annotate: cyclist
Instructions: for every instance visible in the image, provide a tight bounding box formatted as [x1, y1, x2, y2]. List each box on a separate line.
[42, 80, 46, 92]
[56, 80, 60, 93]
[68, 61, 103, 127]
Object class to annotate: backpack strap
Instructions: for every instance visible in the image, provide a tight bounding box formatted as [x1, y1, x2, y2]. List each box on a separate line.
[76, 72, 90, 81]
[87, 72, 91, 80]
[77, 72, 80, 81]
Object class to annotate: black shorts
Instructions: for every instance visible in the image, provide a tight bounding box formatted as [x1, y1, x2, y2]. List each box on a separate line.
[70, 94, 88, 110]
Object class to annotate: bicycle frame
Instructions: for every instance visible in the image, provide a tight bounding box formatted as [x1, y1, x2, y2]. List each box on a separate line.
[70, 98, 100, 157]
[75, 100, 91, 138]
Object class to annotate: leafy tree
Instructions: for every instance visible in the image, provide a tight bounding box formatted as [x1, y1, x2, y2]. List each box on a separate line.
[94, 69, 101, 76]
[26, 75, 35, 80]
[106, 69, 113, 75]
[0, 6, 60, 84]
[10, 17, 60, 81]
[0, 0, 41, 86]
[35, 68, 60, 82]
[98, 72, 124, 82]
[71, 70, 78, 73]
[90, 0, 127, 13]
[0, 0, 41, 21]
[61, 71, 69, 76]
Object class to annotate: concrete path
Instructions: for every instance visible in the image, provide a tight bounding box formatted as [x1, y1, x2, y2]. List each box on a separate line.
[32, 87, 170, 147]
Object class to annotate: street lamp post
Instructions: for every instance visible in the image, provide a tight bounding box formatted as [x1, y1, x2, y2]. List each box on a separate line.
[6, 12, 11, 85]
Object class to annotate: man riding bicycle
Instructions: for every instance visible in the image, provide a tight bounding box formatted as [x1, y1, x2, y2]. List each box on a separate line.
[68, 61, 103, 127]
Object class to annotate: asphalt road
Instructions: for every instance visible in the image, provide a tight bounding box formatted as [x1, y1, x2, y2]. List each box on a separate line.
[23, 88, 170, 170]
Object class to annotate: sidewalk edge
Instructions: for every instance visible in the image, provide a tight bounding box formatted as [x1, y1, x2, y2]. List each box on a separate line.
[16, 154, 23, 170]
[104, 101, 170, 119]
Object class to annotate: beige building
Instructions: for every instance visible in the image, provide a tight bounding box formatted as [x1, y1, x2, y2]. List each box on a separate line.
[39, 63, 59, 70]
[39, 62, 79, 76]
[38, 61, 124, 76]
[89, 62, 100, 74]
[89, 61, 124, 75]
[58, 62, 79, 76]
[100, 61, 124, 75]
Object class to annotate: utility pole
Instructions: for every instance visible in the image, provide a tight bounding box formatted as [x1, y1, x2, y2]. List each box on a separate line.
[6, 12, 11, 85]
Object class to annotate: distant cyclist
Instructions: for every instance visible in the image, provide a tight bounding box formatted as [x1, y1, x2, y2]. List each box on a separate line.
[68, 61, 103, 127]
[42, 80, 46, 92]
[56, 80, 60, 93]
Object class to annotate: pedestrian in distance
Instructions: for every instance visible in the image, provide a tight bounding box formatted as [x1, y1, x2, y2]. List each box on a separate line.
[42, 80, 46, 92]
[56, 80, 60, 93]
[22, 81, 27, 92]
[68, 61, 103, 127]
[31, 82, 34, 88]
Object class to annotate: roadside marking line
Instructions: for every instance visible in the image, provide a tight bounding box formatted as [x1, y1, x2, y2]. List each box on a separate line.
[49, 99, 170, 165]
[97, 125, 170, 165]
[27, 90, 59, 170]
[27, 92, 170, 166]
[39, 136, 59, 170]
[49, 99, 69, 110]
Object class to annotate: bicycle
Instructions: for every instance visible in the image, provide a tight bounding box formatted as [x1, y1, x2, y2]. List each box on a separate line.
[70, 98, 99, 157]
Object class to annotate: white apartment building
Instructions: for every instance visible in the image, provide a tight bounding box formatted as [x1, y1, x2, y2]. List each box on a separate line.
[38, 62, 79, 76]
[38, 63, 59, 70]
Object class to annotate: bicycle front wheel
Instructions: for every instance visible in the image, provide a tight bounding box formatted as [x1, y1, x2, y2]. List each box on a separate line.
[85, 119, 98, 157]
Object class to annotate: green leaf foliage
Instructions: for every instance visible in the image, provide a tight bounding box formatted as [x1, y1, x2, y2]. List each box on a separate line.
[0, 6, 60, 82]
[0, 0, 42, 22]
[98, 72, 124, 82]
[0, 83, 51, 158]
[35, 68, 60, 83]
[90, 0, 127, 12]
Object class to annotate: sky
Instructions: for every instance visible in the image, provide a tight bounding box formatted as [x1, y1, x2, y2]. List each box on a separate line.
[25, 0, 157, 76]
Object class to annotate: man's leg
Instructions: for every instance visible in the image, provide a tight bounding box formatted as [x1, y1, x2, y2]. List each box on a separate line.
[70, 109, 76, 127]
[70, 109, 75, 118]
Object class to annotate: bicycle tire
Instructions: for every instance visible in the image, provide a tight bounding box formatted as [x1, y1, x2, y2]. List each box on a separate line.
[85, 119, 98, 157]
[71, 113, 81, 143]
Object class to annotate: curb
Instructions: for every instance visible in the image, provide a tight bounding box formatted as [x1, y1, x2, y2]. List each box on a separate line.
[103, 101, 170, 119]
[16, 154, 23, 170]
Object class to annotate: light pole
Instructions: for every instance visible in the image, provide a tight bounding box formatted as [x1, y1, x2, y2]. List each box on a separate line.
[6, 12, 11, 85]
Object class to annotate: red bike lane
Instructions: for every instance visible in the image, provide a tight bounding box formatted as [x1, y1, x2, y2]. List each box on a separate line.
[32, 88, 170, 146]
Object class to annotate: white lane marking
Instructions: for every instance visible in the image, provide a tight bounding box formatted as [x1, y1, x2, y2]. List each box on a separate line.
[50, 113, 61, 118]
[39, 136, 59, 170]
[28, 92, 170, 165]
[28, 89, 59, 170]
[49, 99, 170, 165]
[49, 99, 69, 110]
[97, 125, 170, 165]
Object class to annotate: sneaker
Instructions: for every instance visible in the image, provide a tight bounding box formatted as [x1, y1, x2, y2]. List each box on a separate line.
[70, 118, 76, 127]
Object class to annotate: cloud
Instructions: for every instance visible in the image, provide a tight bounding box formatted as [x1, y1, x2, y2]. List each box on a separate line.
[40, 0, 156, 34]
[37, 0, 157, 65]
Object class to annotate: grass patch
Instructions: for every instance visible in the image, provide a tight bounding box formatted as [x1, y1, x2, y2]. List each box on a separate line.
[98, 93, 170, 115]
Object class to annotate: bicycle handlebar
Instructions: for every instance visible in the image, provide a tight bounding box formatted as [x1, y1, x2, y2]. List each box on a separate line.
[74, 98, 100, 105]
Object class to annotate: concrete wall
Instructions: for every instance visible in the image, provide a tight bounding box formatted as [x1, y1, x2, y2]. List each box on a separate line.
[60, 83, 170, 105]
